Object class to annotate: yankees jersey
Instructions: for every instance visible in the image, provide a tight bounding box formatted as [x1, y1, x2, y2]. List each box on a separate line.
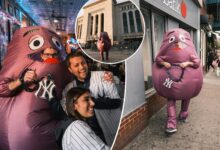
[61, 71, 122, 146]
[62, 120, 110, 150]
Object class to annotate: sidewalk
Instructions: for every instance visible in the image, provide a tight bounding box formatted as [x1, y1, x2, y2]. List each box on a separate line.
[123, 71, 220, 150]
[82, 47, 136, 63]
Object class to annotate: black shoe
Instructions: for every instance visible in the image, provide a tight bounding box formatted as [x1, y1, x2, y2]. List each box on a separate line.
[178, 117, 187, 123]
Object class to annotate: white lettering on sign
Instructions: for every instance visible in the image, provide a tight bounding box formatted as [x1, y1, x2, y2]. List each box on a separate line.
[163, 0, 180, 14]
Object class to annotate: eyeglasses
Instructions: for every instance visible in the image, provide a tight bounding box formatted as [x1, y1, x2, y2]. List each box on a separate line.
[42, 53, 59, 58]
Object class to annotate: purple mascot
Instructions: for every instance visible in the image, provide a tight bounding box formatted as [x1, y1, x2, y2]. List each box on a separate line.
[152, 28, 203, 134]
[0, 26, 71, 150]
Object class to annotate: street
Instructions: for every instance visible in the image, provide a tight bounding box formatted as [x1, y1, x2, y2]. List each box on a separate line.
[123, 71, 220, 150]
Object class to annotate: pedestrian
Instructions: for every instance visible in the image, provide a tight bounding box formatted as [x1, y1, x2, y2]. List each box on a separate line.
[152, 28, 203, 134]
[61, 51, 122, 146]
[96, 32, 111, 61]
[216, 56, 220, 77]
[66, 33, 79, 54]
[56, 87, 110, 150]
[207, 51, 215, 72]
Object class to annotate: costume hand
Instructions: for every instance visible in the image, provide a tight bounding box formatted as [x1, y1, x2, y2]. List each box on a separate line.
[23, 69, 37, 83]
[180, 62, 193, 68]
[162, 62, 171, 68]
[103, 71, 113, 83]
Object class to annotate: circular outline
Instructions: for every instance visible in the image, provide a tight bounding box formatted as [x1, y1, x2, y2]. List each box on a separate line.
[74, 0, 146, 65]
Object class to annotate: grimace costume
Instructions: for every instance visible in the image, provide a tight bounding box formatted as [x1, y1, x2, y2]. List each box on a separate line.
[152, 28, 203, 131]
[0, 26, 71, 150]
[97, 32, 111, 61]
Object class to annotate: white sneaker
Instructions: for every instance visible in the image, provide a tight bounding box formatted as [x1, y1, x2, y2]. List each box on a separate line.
[165, 128, 177, 134]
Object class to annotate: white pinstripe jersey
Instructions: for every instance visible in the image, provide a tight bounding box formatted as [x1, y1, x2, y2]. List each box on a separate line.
[61, 71, 122, 147]
[62, 120, 110, 150]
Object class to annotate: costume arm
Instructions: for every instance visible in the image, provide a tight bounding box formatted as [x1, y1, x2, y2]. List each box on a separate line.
[155, 55, 168, 66]
[0, 78, 22, 97]
[190, 54, 201, 68]
[62, 120, 110, 150]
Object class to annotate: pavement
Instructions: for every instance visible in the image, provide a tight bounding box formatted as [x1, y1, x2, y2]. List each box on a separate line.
[123, 70, 220, 150]
[82, 47, 137, 63]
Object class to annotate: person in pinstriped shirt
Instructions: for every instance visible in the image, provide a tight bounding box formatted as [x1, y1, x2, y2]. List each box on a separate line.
[61, 51, 122, 146]
[61, 87, 110, 150]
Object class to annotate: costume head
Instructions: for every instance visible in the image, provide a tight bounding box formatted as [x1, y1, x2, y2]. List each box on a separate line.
[152, 28, 203, 100]
[1, 26, 66, 78]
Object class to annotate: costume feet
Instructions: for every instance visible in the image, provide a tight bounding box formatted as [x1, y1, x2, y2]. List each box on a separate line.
[178, 111, 188, 122]
[165, 128, 177, 135]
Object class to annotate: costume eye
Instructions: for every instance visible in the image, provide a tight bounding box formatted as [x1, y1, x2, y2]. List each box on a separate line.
[29, 35, 44, 50]
[169, 36, 175, 43]
[52, 37, 62, 50]
[179, 34, 186, 42]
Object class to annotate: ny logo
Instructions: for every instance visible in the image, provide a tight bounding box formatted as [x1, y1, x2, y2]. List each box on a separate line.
[163, 78, 173, 88]
[35, 79, 56, 101]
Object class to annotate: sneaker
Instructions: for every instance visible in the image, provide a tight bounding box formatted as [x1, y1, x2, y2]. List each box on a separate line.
[178, 111, 188, 123]
[165, 128, 177, 134]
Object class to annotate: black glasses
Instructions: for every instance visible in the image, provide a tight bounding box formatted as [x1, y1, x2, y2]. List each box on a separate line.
[42, 53, 59, 58]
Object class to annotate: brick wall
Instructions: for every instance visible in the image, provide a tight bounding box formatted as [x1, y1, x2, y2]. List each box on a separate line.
[112, 94, 166, 150]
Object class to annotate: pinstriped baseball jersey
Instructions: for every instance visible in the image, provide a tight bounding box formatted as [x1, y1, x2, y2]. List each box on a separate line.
[61, 71, 122, 146]
[62, 120, 110, 150]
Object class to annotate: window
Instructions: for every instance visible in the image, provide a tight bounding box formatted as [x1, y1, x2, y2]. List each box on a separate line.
[77, 25, 80, 38]
[95, 15, 98, 35]
[90, 16, 93, 36]
[101, 13, 104, 32]
[129, 11, 135, 33]
[122, 12, 128, 33]
[153, 13, 165, 57]
[15, 8, 20, 21]
[135, 10, 142, 32]
[0, 0, 2, 8]
[142, 9, 153, 91]
[8, 4, 14, 16]
[80, 24, 82, 38]
[142, 10, 165, 91]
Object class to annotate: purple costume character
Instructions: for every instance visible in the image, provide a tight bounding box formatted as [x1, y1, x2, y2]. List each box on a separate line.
[0, 26, 71, 149]
[152, 28, 203, 133]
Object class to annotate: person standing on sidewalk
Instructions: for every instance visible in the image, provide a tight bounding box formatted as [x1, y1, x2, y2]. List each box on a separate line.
[152, 28, 203, 134]
[216, 56, 220, 77]
[97, 32, 111, 61]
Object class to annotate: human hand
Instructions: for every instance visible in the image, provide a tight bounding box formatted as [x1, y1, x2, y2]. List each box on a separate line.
[162, 62, 171, 69]
[23, 69, 37, 83]
[103, 71, 113, 83]
[180, 62, 193, 68]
